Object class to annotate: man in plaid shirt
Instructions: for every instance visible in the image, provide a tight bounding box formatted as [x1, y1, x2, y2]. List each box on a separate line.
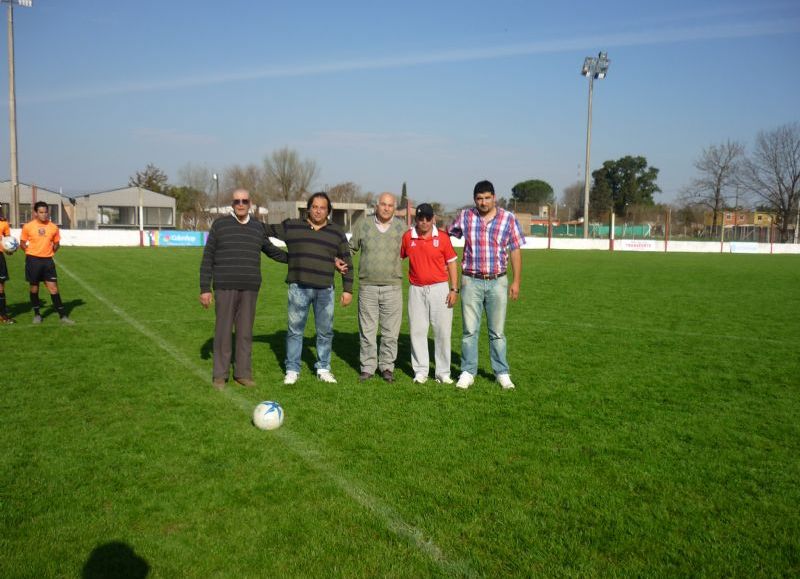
[448, 180, 525, 390]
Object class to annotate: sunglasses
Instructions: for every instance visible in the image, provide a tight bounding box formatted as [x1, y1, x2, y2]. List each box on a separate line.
[417, 215, 433, 221]
[232, 199, 250, 206]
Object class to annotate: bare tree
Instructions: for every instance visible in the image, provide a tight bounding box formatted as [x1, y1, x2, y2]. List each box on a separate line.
[739, 123, 800, 242]
[560, 181, 584, 220]
[225, 163, 267, 216]
[263, 147, 319, 202]
[176, 163, 212, 209]
[681, 140, 744, 230]
[326, 181, 361, 203]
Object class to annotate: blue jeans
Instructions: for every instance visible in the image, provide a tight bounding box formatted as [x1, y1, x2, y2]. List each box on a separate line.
[286, 283, 334, 373]
[460, 274, 509, 376]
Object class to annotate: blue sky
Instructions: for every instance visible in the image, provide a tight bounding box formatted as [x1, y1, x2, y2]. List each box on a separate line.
[2, 0, 798, 208]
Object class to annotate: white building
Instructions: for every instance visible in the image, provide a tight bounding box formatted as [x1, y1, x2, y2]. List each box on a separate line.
[69, 186, 176, 230]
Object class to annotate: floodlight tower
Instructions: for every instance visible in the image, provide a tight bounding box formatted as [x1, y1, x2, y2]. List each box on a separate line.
[3, 0, 31, 228]
[580, 51, 610, 239]
[212, 172, 220, 213]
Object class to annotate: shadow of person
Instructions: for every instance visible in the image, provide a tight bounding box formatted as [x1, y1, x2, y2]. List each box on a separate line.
[254, 330, 317, 374]
[82, 541, 150, 579]
[200, 336, 213, 360]
[7, 297, 86, 320]
[60, 298, 86, 318]
[328, 331, 361, 373]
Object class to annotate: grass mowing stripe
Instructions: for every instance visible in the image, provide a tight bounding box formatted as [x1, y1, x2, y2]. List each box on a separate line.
[56, 260, 471, 576]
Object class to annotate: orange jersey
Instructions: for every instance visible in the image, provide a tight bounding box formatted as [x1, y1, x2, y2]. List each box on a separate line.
[0, 220, 9, 238]
[21, 219, 60, 258]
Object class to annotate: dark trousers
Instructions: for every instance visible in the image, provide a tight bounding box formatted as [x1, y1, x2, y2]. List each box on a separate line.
[213, 289, 258, 380]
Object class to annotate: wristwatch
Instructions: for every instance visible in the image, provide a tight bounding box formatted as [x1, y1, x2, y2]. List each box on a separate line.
[450, 288, 459, 293]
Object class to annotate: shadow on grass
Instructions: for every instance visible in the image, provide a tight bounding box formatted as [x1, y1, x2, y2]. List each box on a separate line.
[82, 541, 150, 579]
[200, 328, 473, 381]
[7, 297, 85, 320]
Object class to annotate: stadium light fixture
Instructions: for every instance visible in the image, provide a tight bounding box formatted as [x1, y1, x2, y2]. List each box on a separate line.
[212, 173, 219, 213]
[3, 0, 32, 228]
[580, 51, 610, 239]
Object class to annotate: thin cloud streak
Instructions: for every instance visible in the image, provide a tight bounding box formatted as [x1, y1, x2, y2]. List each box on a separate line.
[22, 18, 800, 105]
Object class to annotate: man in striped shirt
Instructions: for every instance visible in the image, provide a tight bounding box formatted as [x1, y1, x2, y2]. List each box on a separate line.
[267, 192, 354, 385]
[448, 180, 525, 390]
[200, 189, 288, 390]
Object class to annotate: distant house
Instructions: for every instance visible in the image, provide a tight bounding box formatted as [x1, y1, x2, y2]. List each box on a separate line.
[0, 181, 66, 226]
[69, 186, 176, 230]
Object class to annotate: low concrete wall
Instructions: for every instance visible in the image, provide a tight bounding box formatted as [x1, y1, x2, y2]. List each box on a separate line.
[6, 229, 800, 254]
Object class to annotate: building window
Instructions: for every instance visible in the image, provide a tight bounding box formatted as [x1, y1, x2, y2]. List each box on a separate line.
[144, 207, 174, 227]
[20, 203, 31, 223]
[48, 204, 61, 225]
[99, 205, 138, 227]
[0, 202, 7, 219]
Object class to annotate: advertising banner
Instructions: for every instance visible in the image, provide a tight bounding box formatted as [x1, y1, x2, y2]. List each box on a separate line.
[148, 231, 207, 247]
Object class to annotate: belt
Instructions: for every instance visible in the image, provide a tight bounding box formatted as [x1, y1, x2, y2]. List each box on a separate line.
[463, 271, 506, 280]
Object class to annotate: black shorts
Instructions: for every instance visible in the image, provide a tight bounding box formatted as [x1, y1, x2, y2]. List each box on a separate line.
[25, 256, 58, 284]
[0, 253, 7, 282]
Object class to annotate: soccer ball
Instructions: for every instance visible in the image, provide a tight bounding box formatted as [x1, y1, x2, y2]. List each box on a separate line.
[2, 236, 18, 255]
[252, 401, 284, 431]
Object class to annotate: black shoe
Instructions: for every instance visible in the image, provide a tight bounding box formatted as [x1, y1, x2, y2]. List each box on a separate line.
[0, 314, 15, 324]
[380, 369, 394, 383]
[358, 372, 373, 382]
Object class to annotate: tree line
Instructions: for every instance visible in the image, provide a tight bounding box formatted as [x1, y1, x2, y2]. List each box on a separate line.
[511, 122, 799, 243]
[133, 123, 800, 241]
[129, 147, 377, 230]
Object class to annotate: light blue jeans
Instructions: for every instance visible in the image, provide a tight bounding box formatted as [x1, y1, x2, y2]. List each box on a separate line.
[460, 274, 509, 376]
[286, 283, 334, 373]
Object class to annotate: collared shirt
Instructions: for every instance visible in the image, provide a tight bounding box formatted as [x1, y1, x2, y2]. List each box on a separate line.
[400, 226, 457, 286]
[374, 214, 391, 233]
[448, 207, 525, 275]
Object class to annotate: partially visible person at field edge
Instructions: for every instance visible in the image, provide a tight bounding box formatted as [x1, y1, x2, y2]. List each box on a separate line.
[20, 201, 75, 325]
[266, 192, 354, 385]
[199, 188, 288, 390]
[349, 192, 407, 383]
[448, 180, 524, 390]
[0, 211, 14, 324]
[401, 203, 459, 384]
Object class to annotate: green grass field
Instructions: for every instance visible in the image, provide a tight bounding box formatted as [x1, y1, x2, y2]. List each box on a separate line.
[2, 248, 799, 577]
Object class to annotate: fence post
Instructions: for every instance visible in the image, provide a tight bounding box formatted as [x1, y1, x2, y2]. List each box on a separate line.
[609, 212, 615, 251]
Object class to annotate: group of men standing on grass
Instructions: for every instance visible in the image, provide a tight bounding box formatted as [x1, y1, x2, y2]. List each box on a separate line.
[199, 180, 524, 391]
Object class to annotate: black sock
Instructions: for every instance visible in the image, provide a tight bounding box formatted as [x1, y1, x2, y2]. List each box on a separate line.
[51, 292, 66, 318]
[0, 292, 6, 316]
[30, 292, 41, 315]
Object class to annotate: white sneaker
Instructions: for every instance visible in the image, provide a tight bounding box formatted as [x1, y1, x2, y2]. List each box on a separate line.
[456, 372, 474, 389]
[497, 373, 515, 390]
[317, 369, 337, 383]
[283, 371, 299, 385]
[435, 374, 453, 384]
[413, 373, 428, 384]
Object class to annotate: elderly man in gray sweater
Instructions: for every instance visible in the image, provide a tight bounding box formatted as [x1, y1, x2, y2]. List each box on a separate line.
[349, 192, 407, 383]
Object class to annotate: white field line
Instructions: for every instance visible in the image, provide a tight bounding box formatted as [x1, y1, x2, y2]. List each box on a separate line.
[57, 262, 472, 576]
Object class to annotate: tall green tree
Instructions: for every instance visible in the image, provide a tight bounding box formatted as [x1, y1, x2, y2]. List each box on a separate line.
[400, 182, 408, 208]
[511, 179, 554, 206]
[129, 163, 169, 193]
[590, 156, 660, 216]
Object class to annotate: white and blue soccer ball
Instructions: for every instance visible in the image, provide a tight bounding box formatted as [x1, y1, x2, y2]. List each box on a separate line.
[2, 236, 18, 255]
[252, 401, 284, 431]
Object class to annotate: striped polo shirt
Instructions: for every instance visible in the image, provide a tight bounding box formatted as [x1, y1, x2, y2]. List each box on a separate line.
[267, 218, 354, 293]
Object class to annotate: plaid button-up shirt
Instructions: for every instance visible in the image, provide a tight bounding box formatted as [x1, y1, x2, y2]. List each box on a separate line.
[448, 207, 525, 275]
